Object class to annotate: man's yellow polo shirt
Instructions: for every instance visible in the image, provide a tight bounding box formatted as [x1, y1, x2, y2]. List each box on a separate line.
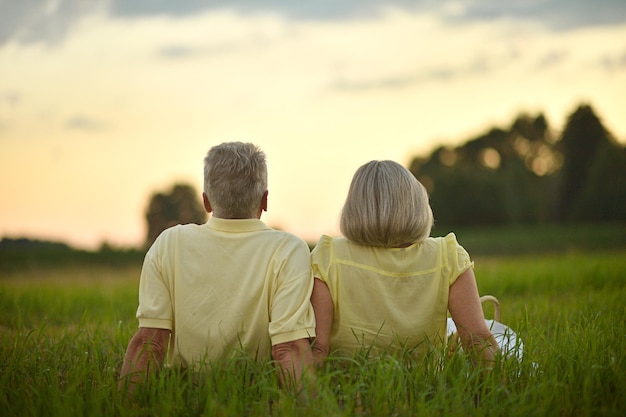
[136, 217, 316, 367]
[311, 233, 472, 355]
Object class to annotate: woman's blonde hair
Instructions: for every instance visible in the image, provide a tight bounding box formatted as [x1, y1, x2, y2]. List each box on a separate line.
[203, 142, 267, 218]
[340, 160, 434, 247]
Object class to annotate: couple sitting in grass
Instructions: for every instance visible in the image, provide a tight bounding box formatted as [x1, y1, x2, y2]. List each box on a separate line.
[119, 141, 511, 399]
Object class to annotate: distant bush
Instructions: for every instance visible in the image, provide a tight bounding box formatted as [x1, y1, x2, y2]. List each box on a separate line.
[0, 238, 144, 274]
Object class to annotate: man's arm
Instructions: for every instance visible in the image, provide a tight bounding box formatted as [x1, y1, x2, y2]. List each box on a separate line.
[272, 338, 315, 396]
[310, 278, 333, 364]
[118, 327, 171, 396]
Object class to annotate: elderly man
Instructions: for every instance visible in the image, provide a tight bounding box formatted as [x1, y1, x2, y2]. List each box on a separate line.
[119, 142, 316, 395]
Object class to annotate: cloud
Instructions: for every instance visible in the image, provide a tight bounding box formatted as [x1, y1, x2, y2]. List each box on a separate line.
[155, 41, 244, 60]
[330, 48, 520, 92]
[65, 115, 107, 132]
[0, 90, 21, 106]
[330, 65, 476, 92]
[107, 0, 626, 30]
[0, 0, 104, 45]
[444, 0, 626, 31]
[332, 74, 415, 91]
[599, 50, 626, 72]
[1, 0, 625, 46]
[109, 0, 407, 21]
[0, 90, 20, 134]
[153, 19, 284, 61]
[156, 45, 198, 59]
[536, 50, 569, 70]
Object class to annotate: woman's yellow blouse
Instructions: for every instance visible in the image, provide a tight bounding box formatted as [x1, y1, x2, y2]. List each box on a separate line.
[311, 233, 473, 355]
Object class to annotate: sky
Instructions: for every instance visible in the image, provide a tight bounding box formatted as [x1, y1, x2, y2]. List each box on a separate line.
[1, 0, 625, 249]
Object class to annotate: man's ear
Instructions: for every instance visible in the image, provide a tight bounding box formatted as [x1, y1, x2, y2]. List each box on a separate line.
[255, 191, 268, 219]
[256, 191, 268, 219]
[202, 192, 212, 213]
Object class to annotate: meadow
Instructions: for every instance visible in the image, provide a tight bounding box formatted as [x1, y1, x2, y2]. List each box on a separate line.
[1, 225, 625, 416]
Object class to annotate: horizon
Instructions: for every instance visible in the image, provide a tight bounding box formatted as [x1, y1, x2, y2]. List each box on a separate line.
[2, 102, 623, 251]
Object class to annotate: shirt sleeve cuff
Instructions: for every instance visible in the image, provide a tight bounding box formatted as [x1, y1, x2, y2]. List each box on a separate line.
[271, 328, 316, 345]
[138, 317, 172, 330]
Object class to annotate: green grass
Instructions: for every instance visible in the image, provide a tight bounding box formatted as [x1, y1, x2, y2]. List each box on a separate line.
[1, 249, 625, 416]
[438, 222, 626, 256]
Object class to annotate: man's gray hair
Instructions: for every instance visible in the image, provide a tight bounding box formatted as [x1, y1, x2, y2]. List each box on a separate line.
[204, 142, 268, 218]
[340, 160, 434, 247]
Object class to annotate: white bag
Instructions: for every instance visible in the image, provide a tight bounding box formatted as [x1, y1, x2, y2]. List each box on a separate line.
[447, 295, 523, 361]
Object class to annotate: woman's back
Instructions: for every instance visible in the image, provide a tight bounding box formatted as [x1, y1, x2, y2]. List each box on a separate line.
[311, 232, 473, 355]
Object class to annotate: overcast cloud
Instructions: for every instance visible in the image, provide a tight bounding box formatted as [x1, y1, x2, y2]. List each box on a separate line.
[1, 0, 625, 46]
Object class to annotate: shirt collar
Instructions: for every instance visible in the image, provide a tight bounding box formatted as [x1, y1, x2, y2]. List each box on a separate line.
[206, 216, 271, 233]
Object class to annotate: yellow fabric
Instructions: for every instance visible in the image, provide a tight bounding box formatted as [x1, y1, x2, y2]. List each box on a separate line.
[311, 232, 473, 355]
[136, 217, 316, 367]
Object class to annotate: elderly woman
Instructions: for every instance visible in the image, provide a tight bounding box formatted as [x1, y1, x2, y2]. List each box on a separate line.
[310, 160, 499, 368]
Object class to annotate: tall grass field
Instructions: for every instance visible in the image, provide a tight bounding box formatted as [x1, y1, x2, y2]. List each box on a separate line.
[1, 225, 625, 416]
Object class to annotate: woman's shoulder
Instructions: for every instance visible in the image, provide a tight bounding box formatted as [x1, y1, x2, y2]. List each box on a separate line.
[418, 233, 466, 256]
[312, 234, 347, 250]
[426, 232, 461, 246]
[428, 232, 472, 273]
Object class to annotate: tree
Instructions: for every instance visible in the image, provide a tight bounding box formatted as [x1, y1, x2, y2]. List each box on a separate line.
[408, 104, 626, 227]
[556, 104, 616, 221]
[145, 183, 207, 247]
[569, 144, 626, 222]
[409, 114, 554, 227]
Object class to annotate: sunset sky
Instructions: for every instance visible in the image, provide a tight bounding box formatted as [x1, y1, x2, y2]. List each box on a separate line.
[1, 0, 625, 249]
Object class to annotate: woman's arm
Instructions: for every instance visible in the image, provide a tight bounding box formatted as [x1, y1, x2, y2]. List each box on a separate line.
[448, 268, 500, 369]
[310, 278, 333, 364]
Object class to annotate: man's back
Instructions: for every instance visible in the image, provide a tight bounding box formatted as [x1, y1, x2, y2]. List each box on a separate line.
[137, 218, 315, 367]
[120, 142, 316, 397]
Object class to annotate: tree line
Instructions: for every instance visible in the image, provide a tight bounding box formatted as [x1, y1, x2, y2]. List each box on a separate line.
[145, 103, 626, 247]
[408, 103, 626, 229]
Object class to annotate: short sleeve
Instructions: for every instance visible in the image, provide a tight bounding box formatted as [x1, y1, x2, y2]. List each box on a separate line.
[311, 235, 333, 283]
[136, 231, 174, 330]
[268, 237, 316, 345]
[442, 232, 474, 286]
